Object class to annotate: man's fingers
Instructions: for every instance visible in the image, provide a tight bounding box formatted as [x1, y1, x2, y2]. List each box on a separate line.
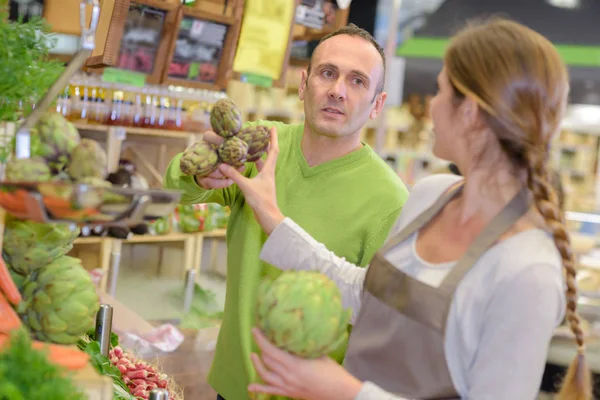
[206, 169, 226, 179]
[202, 131, 225, 146]
[219, 163, 249, 189]
[198, 177, 234, 189]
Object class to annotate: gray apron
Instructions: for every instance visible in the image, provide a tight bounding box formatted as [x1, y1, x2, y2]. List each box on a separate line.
[344, 183, 530, 399]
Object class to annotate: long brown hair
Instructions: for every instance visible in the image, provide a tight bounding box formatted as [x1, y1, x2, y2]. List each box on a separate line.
[445, 18, 592, 399]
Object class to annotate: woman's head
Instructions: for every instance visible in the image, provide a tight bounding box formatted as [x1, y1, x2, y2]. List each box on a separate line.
[431, 18, 591, 399]
[430, 18, 568, 170]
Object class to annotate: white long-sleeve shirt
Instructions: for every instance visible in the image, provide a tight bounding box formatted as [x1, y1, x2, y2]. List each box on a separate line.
[260, 174, 566, 400]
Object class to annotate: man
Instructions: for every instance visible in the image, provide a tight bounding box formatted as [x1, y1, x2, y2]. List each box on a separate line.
[164, 23, 409, 400]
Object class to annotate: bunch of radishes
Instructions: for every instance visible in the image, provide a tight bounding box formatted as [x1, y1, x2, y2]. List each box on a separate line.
[109, 346, 171, 400]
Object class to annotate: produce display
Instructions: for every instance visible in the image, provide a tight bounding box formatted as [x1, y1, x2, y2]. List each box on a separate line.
[108, 346, 174, 398]
[180, 98, 271, 178]
[78, 331, 182, 400]
[255, 271, 351, 359]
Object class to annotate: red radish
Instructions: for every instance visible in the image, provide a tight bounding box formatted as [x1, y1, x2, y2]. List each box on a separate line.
[158, 379, 168, 389]
[125, 369, 148, 380]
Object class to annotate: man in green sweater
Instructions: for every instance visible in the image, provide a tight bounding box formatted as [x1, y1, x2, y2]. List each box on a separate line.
[164, 24, 409, 400]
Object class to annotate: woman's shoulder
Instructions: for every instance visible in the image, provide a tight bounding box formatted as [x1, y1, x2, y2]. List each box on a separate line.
[403, 174, 464, 216]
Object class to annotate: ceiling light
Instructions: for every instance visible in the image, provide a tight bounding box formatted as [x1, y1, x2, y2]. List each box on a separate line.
[547, 0, 580, 8]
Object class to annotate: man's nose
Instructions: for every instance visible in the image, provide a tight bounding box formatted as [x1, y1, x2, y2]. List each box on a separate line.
[328, 79, 347, 101]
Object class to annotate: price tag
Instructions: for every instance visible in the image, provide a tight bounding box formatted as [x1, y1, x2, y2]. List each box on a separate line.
[190, 20, 205, 38]
[115, 127, 127, 141]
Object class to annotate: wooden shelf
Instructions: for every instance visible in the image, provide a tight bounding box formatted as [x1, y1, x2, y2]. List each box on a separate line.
[74, 123, 200, 141]
[74, 236, 109, 245]
[118, 229, 226, 243]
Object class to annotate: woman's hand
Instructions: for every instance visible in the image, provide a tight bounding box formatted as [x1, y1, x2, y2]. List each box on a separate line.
[219, 127, 285, 234]
[248, 328, 363, 400]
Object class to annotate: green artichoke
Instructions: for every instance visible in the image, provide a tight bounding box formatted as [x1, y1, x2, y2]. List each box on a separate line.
[67, 138, 108, 181]
[33, 112, 81, 167]
[210, 99, 242, 138]
[18, 255, 100, 345]
[218, 136, 248, 168]
[3, 216, 80, 274]
[180, 141, 220, 177]
[237, 125, 270, 162]
[256, 271, 351, 359]
[5, 157, 51, 182]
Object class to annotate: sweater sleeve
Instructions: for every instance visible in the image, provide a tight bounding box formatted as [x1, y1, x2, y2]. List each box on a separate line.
[355, 382, 413, 400]
[260, 218, 367, 324]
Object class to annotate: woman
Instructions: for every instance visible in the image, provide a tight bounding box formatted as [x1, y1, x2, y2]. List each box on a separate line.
[219, 18, 592, 400]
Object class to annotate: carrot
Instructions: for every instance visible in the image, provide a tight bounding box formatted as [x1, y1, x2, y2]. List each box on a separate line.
[0, 333, 8, 347]
[43, 197, 100, 219]
[0, 258, 21, 306]
[31, 341, 90, 371]
[0, 331, 90, 371]
[0, 293, 22, 334]
[0, 192, 27, 214]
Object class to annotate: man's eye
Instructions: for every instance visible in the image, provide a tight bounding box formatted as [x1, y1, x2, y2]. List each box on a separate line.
[322, 70, 334, 78]
[353, 78, 364, 85]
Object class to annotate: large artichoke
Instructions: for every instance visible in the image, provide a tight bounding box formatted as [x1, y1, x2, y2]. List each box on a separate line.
[3, 216, 80, 274]
[180, 141, 220, 177]
[18, 255, 100, 345]
[218, 136, 248, 168]
[5, 157, 51, 182]
[67, 138, 108, 181]
[210, 99, 242, 138]
[237, 125, 270, 162]
[33, 112, 81, 167]
[256, 271, 351, 359]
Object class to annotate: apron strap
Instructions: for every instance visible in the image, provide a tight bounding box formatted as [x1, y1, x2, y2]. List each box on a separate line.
[439, 186, 531, 294]
[380, 182, 464, 253]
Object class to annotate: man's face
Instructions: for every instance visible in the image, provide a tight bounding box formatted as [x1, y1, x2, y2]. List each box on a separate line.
[299, 34, 386, 139]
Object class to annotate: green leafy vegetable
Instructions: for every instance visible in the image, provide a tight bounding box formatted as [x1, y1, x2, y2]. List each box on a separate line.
[0, 329, 86, 399]
[77, 331, 136, 399]
[0, 16, 65, 122]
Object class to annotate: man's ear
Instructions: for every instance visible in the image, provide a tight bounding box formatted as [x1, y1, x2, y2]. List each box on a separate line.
[369, 92, 387, 119]
[299, 70, 308, 101]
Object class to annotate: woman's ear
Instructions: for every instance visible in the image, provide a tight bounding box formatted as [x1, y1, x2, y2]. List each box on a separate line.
[460, 96, 479, 127]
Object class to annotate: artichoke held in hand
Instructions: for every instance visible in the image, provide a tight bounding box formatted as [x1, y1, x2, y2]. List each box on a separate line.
[237, 125, 270, 162]
[210, 99, 242, 138]
[218, 136, 248, 168]
[256, 270, 351, 359]
[180, 141, 220, 177]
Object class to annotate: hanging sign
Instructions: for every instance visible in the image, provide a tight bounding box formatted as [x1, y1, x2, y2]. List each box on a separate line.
[233, 0, 295, 81]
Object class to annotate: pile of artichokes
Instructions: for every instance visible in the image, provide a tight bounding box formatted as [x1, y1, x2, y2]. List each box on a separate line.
[180, 98, 271, 177]
[3, 112, 104, 344]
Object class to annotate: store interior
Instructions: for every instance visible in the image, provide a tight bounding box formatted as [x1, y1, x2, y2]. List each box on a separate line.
[4, 0, 600, 398]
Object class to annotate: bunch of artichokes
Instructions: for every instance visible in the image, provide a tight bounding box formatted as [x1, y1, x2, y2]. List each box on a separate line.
[180, 98, 271, 177]
[1, 111, 104, 345]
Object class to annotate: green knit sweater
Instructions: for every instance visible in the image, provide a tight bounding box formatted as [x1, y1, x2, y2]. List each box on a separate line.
[164, 119, 409, 400]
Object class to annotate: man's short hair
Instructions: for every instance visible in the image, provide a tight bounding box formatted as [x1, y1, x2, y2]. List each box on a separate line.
[306, 23, 386, 94]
